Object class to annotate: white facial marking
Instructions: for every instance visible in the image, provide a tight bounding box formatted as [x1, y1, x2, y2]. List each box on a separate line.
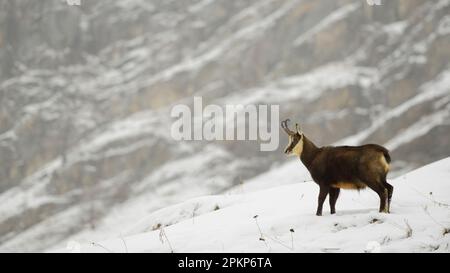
[291, 137, 304, 156]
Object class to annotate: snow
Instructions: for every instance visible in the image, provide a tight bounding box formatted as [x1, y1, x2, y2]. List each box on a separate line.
[293, 2, 361, 47]
[383, 21, 408, 37]
[227, 160, 312, 194]
[53, 157, 450, 253]
[188, 0, 217, 14]
[385, 106, 450, 150]
[223, 62, 378, 106]
[338, 69, 450, 146]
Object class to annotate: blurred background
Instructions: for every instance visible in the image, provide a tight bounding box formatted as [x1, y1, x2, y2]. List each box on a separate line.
[0, 0, 449, 252]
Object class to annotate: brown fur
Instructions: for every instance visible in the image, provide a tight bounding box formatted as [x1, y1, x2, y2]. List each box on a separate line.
[331, 182, 366, 190]
[284, 131, 393, 216]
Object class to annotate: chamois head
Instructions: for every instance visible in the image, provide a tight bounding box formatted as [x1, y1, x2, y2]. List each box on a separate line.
[281, 119, 304, 156]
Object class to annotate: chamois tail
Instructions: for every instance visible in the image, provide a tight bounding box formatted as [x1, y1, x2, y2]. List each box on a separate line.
[381, 148, 391, 164]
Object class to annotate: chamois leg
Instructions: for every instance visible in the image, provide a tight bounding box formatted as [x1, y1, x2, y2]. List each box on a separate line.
[329, 188, 340, 215]
[377, 188, 389, 213]
[384, 181, 393, 213]
[372, 187, 388, 213]
[367, 183, 389, 213]
[316, 186, 330, 216]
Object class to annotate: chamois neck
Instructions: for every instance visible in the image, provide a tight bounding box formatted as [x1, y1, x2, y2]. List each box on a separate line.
[300, 135, 320, 169]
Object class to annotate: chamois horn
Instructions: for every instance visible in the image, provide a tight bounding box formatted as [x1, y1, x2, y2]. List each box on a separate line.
[281, 119, 296, 136]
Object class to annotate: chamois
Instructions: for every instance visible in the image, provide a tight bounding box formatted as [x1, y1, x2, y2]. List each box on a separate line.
[281, 119, 393, 216]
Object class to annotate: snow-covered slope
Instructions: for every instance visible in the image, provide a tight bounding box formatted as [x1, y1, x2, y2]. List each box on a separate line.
[58, 157, 450, 253]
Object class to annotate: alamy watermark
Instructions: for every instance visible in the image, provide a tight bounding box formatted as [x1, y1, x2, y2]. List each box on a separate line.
[66, 0, 81, 6]
[366, 0, 382, 6]
[170, 97, 280, 151]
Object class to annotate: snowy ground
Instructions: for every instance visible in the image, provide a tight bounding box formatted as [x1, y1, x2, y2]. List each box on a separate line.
[56, 157, 450, 253]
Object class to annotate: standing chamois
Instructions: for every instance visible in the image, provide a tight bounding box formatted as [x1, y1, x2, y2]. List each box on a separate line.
[281, 119, 393, 216]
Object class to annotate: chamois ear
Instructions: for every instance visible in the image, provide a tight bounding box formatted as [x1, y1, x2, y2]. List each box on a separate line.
[295, 123, 303, 135]
[281, 119, 296, 136]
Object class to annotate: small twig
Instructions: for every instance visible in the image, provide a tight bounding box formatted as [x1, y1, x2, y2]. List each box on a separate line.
[253, 215, 294, 251]
[253, 215, 270, 249]
[253, 216, 263, 237]
[406, 186, 450, 207]
[428, 191, 450, 207]
[388, 219, 413, 238]
[159, 226, 174, 253]
[91, 242, 114, 253]
[422, 206, 450, 235]
[119, 234, 129, 253]
[192, 203, 200, 224]
[290, 229, 295, 250]
[265, 234, 293, 251]
[404, 220, 413, 238]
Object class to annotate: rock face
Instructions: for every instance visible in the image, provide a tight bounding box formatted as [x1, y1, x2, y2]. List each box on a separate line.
[0, 0, 449, 251]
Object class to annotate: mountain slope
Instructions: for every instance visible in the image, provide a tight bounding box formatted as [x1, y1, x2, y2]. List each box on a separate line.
[55, 157, 450, 253]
